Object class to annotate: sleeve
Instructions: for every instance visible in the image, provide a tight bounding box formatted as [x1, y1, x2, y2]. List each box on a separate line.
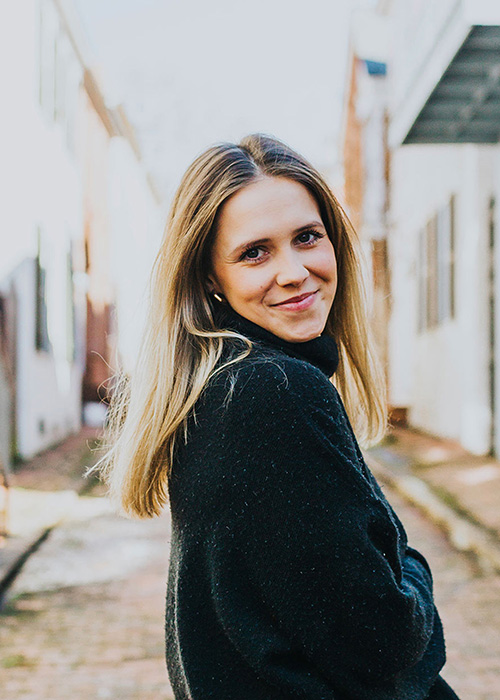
[405, 544, 434, 579]
[206, 361, 445, 691]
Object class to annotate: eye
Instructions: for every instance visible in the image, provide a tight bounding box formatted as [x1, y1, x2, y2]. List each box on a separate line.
[239, 229, 325, 263]
[296, 230, 325, 245]
[239, 245, 267, 262]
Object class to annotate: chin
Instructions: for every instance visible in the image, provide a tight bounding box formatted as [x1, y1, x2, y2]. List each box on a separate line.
[276, 322, 324, 343]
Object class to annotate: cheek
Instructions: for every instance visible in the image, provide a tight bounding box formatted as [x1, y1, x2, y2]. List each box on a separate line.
[312, 249, 337, 281]
[229, 268, 272, 300]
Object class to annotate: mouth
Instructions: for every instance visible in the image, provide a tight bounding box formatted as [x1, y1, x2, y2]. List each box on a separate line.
[272, 290, 318, 310]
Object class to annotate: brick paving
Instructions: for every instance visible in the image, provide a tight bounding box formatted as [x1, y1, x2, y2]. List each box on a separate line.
[0, 511, 174, 700]
[8, 426, 102, 494]
[378, 476, 500, 700]
[377, 426, 500, 539]
[1, 429, 174, 699]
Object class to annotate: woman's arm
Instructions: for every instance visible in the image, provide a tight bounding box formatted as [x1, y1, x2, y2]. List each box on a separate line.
[205, 359, 446, 697]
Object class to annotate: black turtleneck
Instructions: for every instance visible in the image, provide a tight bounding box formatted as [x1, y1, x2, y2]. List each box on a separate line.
[211, 300, 340, 379]
[165, 302, 455, 700]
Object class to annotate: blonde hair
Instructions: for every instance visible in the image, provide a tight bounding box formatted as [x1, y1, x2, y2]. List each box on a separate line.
[94, 133, 388, 518]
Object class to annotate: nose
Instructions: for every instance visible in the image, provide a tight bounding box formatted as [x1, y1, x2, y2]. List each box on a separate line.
[275, 250, 310, 287]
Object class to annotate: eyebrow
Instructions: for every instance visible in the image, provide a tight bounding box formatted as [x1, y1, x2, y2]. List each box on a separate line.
[230, 220, 326, 258]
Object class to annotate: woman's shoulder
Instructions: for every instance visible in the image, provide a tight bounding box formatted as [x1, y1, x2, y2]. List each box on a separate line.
[207, 338, 334, 409]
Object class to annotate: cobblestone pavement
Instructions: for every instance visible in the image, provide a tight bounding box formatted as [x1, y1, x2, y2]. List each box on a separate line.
[1, 474, 499, 699]
[0, 495, 175, 700]
[377, 475, 500, 700]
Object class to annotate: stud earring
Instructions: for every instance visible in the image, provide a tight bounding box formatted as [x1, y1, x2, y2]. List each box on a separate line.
[213, 292, 224, 303]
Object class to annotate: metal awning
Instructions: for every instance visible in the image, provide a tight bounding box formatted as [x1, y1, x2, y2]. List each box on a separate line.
[404, 25, 500, 144]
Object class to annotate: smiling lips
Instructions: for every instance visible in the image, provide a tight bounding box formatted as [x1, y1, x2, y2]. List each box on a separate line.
[272, 291, 318, 309]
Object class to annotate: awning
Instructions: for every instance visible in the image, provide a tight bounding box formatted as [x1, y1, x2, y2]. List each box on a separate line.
[404, 25, 500, 144]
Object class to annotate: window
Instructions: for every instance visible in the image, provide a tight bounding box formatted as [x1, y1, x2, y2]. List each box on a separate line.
[417, 228, 427, 333]
[426, 213, 438, 328]
[436, 206, 449, 323]
[66, 241, 76, 363]
[36, 0, 81, 152]
[37, 0, 58, 121]
[449, 194, 456, 319]
[54, 30, 68, 125]
[35, 227, 50, 352]
[418, 195, 456, 332]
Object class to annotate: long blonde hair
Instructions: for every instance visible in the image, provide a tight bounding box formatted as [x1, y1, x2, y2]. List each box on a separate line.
[95, 133, 388, 518]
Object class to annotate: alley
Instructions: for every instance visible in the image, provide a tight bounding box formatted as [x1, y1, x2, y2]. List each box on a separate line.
[0, 487, 175, 700]
[378, 477, 500, 699]
[1, 476, 499, 700]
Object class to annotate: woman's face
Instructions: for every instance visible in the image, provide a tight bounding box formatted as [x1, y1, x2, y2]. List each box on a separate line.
[208, 176, 337, 342]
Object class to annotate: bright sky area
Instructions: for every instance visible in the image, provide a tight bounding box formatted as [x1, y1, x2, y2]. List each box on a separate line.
[74, 0, 374, 207]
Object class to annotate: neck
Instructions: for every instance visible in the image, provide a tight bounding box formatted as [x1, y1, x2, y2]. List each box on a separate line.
[212, 302, 339, 378]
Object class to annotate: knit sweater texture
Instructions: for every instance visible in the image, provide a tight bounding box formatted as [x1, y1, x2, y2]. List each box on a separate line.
[165, 303, 456, 699]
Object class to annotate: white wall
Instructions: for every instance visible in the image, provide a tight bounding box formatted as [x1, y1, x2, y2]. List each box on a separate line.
[491, 148, 500, 458]
[389, 143, 495, 453]
[108, 138, 162, 374]
[0, 358, 12, 470]
[0, 0, 85, 458]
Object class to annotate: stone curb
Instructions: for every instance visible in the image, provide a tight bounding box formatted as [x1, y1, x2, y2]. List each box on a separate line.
[0, 528, 53, 605]
[0, 463, 98, 603]
[364, 453, 500, 575]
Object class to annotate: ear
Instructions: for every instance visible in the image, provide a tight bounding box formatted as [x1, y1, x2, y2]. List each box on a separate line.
[205, 274, 219, 295]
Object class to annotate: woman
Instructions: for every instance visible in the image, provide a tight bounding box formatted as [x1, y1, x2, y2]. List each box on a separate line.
[98, 133, 460, 699]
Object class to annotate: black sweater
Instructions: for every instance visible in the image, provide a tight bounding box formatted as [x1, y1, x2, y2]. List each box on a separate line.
[165, 303, 453, 699]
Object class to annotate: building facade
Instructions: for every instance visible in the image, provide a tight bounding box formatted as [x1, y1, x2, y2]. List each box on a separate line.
[340, 10, 392, 417]
[345, 0, 500, 456]
[0, 0, 85, 460]
[0, 0, 161, 462]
